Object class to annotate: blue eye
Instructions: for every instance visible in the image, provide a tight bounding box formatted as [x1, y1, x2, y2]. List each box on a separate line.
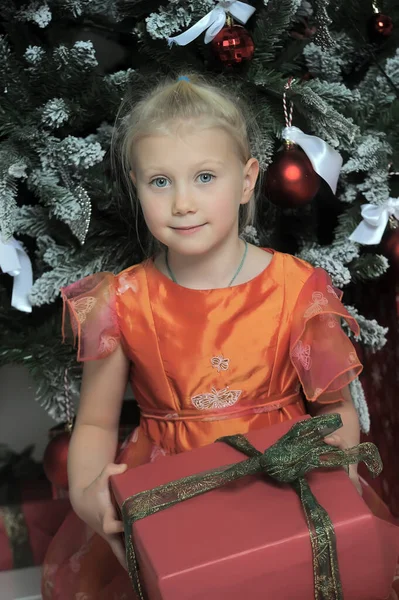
[150, 177, 169, 188]
[198, 173, 214, 183]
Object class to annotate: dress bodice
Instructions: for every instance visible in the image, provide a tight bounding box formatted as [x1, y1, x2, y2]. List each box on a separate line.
[61, 250, 362, 452]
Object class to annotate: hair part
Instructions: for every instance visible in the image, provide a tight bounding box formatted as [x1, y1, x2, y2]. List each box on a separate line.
[111, 73, 262, 257]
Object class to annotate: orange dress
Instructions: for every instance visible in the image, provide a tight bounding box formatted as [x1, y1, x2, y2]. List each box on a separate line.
[41, 250, 398, 599]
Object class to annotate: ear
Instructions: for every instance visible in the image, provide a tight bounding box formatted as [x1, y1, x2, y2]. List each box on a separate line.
[129, 170, 136, 186]
[241, 158, 259, 205]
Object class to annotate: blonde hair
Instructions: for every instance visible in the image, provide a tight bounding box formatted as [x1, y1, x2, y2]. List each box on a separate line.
[111, 72, 263, 256]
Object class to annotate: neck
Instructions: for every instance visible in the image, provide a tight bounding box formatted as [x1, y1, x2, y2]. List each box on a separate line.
[165, 238, 247, 290]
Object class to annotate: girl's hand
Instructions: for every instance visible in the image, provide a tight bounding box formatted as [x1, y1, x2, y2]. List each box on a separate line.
[73, 463, 128, 569]
[324, 434, 362, 496]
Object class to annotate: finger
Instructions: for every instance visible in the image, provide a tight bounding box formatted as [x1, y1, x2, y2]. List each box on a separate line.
[96, 463, 128, 489]
[100, 463, 128, 482]
[103, 508, 125, 535]
[324, 434, 346, 449]
[103, 518, 124, 535]
[108, 537, 127, 570]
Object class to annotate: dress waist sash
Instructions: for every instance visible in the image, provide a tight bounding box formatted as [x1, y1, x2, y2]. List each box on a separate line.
[141, 392, 303, 423]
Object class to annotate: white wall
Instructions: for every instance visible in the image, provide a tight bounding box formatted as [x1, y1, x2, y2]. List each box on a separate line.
[0, 365, 56, 461]
[0, 364, 134, 462]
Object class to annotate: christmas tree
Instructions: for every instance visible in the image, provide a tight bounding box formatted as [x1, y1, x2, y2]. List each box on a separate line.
[0, 0, 398, 424]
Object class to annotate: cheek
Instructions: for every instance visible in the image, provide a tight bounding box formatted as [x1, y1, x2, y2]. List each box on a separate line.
[140, 194, 168, 228]
[209, 181, 242, 211]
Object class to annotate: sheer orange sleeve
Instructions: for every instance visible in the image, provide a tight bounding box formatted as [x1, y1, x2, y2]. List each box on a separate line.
[61, 272, 120, 362]
[290, 268, 363, 403]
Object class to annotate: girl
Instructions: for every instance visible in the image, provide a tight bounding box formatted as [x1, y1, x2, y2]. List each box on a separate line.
[42, 74, 398, 599]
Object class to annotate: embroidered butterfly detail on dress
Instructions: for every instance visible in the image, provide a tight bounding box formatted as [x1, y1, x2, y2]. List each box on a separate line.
[69, 541, 92, 575]
[191, 386, 242, 410]
[99, 334, 119, 355]
[303, 291, 328, 319]
[318, 313, 338, 328]
[71, 297, 97, 323]
[291, 340, 312, 370]
[211, 355, 230, 372]
[150, 445, 168, 463]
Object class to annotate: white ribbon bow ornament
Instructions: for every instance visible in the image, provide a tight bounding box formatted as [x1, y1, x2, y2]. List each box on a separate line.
[0, 237, 33, 312]
[349, 198, 399, 245]
[168, 1, 256, 46]
[282, 126, 343, 194]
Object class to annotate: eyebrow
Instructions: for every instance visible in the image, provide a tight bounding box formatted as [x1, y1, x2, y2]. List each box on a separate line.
[141, 159, 225, 175]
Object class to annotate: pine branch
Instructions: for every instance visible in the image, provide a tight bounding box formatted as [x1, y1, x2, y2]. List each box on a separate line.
[251, 0, 302, 65]
[350, 254, 390, 282]
[344, 305, 388, 351]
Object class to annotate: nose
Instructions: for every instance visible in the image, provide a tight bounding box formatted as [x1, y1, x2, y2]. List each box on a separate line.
[171, 185, 197, 216]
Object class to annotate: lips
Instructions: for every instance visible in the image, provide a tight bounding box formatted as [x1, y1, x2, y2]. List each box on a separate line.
[172, 224, 205, 230]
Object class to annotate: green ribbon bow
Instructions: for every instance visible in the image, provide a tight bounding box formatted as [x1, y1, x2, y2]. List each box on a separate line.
[121, 414, 382, 600]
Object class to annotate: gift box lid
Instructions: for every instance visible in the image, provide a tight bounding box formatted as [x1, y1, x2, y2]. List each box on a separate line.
[111, 416, 399, 600]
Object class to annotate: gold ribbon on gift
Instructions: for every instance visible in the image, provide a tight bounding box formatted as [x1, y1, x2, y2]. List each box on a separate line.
[121, 414, 382, 600]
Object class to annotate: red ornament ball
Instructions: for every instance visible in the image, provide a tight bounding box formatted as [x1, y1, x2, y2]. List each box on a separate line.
[211, 25, 254, 66]
[367, 13, 394, 42]
[265, 144, 320, 208]
[380, 226, 399, 272]
[43, 431, 70, 490]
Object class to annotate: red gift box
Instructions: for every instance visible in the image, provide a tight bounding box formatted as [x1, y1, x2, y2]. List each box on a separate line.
[0, 479, 70, 571]
[112, 416, 399, 600]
